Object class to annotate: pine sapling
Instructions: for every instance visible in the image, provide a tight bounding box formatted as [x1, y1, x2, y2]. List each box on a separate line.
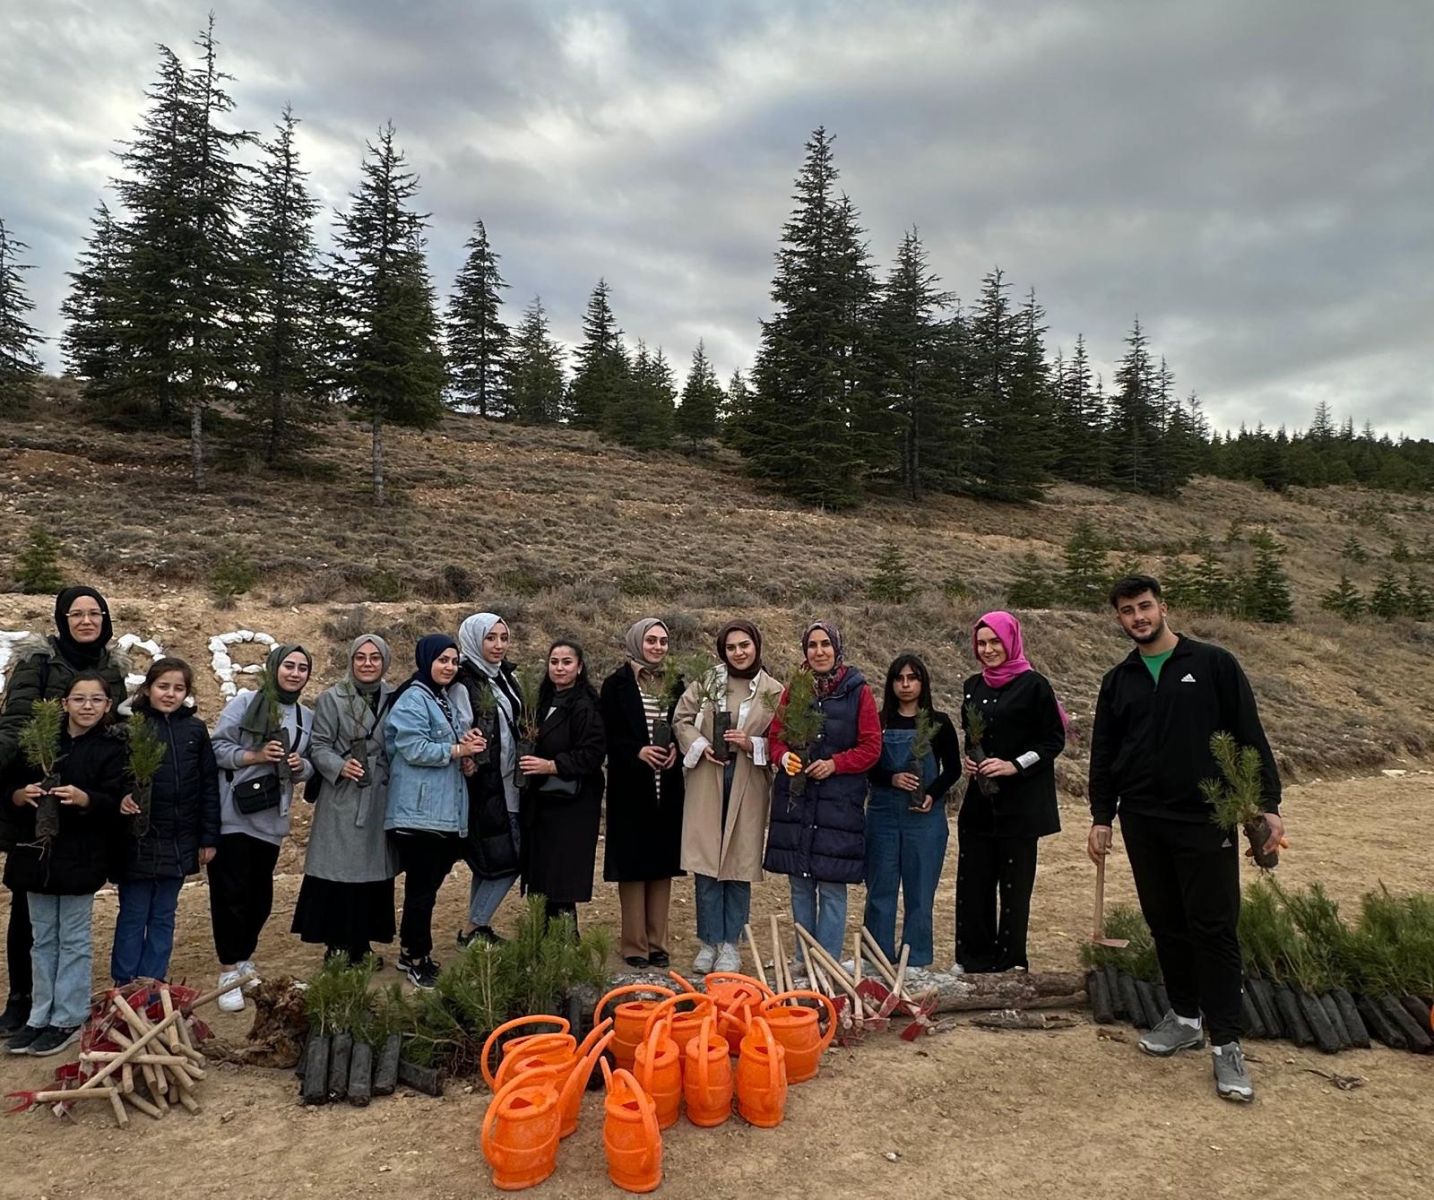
[472, 682, 497, 765]
[258, 670, 293, 782]
[125, 714, 168, 839]
[677, 651, 730, 761]
[775, 669, 825, 799]
[512, 666, 545, 781]
[19, 698, 64, 840]
[1200, 731, 1282, 869]
[963, 701, 997, 797]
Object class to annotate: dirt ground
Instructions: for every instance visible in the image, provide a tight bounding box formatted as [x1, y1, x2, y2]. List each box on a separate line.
[0, 769, 1430, 1200]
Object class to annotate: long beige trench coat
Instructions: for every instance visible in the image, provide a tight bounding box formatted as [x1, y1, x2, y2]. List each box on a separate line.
[674, 667, 783, 881]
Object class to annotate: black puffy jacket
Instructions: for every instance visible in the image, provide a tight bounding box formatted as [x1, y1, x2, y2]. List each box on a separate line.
[115, 706, 221, 881]
[456, 664, 521, 880]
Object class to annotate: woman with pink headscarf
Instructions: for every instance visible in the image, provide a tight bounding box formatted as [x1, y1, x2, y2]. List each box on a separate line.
[955, 611, 1068, 973]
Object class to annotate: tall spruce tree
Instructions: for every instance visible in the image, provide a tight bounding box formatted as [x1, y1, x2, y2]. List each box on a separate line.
[567, 279, 627, 430]
[721, 368, 751, 447]
[870, 228, 956, 498]
[1053, 333, 1103, 485]
[239, 105, 325, 465]
[1109, 317, 1162, 493]
[604, 340, 675, 450]
[60, 203, 127, 400]
[445, 219, 511, 417]
[0, 219, 44, 409]
[332, 123, 446, 505]
[675, 340, 722, 450]
[507, 296, 566, 425]
[740, 128, 874, 509]
[1240, 529, 1295, 623]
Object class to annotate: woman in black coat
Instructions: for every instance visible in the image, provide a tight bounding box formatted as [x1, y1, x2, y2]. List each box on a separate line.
[518, 640, 606, 931]
[956, 611, 1068, 973]
[112, 658, 220, 984]
[600, 618, 685, 969]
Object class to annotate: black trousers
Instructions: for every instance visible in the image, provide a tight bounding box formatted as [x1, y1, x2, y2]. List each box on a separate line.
[1121, 810, 1242, 1045]
[954, 832, 1039, 972]
[207, 832, 282, 965]
[5, 887, 32, 998]
[395, 831, 465, 960]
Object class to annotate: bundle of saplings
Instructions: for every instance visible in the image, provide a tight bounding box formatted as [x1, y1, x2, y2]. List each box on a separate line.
[297, 896, 614, 1104]
[1084, 882, 1434, 1055]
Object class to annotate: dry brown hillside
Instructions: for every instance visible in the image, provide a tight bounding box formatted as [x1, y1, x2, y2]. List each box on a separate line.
[2, 398, 1432, 790]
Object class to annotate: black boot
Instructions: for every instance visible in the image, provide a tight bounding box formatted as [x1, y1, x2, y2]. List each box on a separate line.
[0, 994, 31, 1037]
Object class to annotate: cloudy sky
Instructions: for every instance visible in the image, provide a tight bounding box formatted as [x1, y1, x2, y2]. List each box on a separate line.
[2, 0, 1431, 437]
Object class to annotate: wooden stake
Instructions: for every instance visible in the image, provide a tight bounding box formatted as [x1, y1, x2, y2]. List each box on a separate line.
[743, 924, 769, 992]
[121, 1089, 164, 1119]
[176, 1090, 201, 1115]
[108, 1088, 128, 1129]
[794, 924, 878, 1018]
[76, 1009, 184, 1091]
[769, 915, 789, 995]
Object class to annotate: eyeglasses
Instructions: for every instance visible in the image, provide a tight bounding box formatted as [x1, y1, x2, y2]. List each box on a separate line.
[67, 697, 109, 707]
[66, 610, 104, 621]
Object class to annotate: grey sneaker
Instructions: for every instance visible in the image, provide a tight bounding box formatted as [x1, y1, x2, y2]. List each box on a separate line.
[1139, 1010, 1206, 1056]
[1211, 1041, 1254, 1102]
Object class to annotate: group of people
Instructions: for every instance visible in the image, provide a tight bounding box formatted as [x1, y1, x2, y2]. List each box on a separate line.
[0, 574, 1283, 1102]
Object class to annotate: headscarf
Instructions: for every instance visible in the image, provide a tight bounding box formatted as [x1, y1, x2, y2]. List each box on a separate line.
[458, 613, 522, 794]
[801, 619, 846, 699]
[972, 611, 1070, 729]
[458, 613, 505, 681]
[52, 586, 113, 669]
[624, 617, 669, 689]
[239, 643, 312, 739]
[345, 634, 391, 696]
[394, 634, 460, 724]
[716, 619, 763, 681]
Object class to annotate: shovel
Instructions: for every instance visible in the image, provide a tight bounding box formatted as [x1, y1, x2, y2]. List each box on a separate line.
[1091, 855, 1129, 949]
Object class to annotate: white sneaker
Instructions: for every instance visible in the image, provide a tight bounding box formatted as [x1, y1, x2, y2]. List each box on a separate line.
[216, 970, 245, 1013]
[714, 943, 741, 973]
[692, 943, 717, 974]
[237, 960, 261, 990]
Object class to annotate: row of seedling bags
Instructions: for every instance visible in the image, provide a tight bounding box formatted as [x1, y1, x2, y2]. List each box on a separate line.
[1083, 878, 1434, 1055]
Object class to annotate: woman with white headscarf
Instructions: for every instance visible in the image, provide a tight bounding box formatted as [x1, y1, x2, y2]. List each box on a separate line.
[454, 613, 525, 947]
[292, 634, 398, 965]
[601, 617, 686, 969]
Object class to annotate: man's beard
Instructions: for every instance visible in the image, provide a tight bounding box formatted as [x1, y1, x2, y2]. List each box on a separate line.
[1128, 617, 1167, 646]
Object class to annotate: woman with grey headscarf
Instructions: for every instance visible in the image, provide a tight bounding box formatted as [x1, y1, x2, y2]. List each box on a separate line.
[600, 617, 686, 968]
[291, 635, 398, 965]
[454, 613, 525, 947]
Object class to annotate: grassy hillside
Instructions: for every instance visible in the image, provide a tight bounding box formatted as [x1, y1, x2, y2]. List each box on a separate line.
[2, 397, 1432, 792]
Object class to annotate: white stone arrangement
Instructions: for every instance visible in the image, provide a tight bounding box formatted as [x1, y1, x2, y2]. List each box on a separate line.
[209, 629, 278, 699]
[0, 631, 31, 695]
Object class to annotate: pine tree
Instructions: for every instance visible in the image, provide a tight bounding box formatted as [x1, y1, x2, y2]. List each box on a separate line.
[1109, 317, 1162, 493]
[0, 218, 43, 409]
[445, 219, 511, 417]
[1403, 571, 1432, 620]
[1239, 529, 1294, 623]
[239, 105, 326, 465]
[1060, 519, 1107, 608]
[60, 203, 128, 401]
[1339, 533, 1368, 564]
[739, 128, 873, 509]
[867, 542, 916, 603]
[568, 279, 627, 430]
[869, 228, 956, 498]
[1390, 534, 1411, 563]
[1006, 553, 1056, 609]
[1319, 573, 1365, 620]
[604, 340, 675, 450]
[332, 123, 446, 505]
[1188, 538, 1235, 614]
[1367, 568, 1405, 618]
[675, 340, 722, 451]
[1053, 334, 1103, 484]
[507, 296, 566, 425]
[720, 368, 751, 447]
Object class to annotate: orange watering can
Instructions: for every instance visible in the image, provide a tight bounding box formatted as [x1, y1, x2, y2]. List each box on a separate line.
[735, 1016, 787, 1129]
[480, 1074, 562, 1191]
[601, 1061, 663, 1194]
[683, 1013, 733, 1128]
[506, 1022, 617, 1140]
[496, 1019, 615, 1109]
[641, 991, 717, 1059]
[759, 989, 837, 1083]
[702, 972, 773, 1053]
[632, 1017, 682, 1130]
[594, 983, 676, 1072]
[480, 1015, 574, 1090]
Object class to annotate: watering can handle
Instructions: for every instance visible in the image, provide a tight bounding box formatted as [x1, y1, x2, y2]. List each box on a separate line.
[480, 1076, 526, 1162]
[756, 1017, 782, 1093]
[563, 1029, 615, 1110]
[480, 1014, 571, 1090]
[614, 1068, 662, 1168]
[706, 971, 775, 998]
[594, 983, 677, 1028]
[635, 1017, 671, 1092]
[761, 989, 838, 1053]
[576, 1015, 614, 1060]
[643, 992, 712, 1039]
[694, 1015, 713, 1091]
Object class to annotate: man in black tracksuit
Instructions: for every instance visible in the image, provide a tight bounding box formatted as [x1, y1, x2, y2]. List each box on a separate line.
[1088, 575, 1284, 1103]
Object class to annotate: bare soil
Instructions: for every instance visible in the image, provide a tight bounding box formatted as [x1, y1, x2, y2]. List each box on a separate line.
[1, 770, 1430, 1200]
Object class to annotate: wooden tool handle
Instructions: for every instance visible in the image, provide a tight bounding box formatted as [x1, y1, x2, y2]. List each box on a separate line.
[1093, 855, 1107, 940]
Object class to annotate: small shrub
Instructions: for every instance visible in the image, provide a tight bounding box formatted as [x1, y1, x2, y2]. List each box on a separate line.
[365, 568, 407, 602]
[1319, 574, 1365, 620]
[940, 573, 971, 601]
[616, 567, 663, 598]
[867, 542, 916, 604]
[498, 567, 549, 597]
[1005, 553, 1055, 609]
[17, 527, 63, 594]
[209, 548, 258, 607]
[1367, 569, 1404, 619]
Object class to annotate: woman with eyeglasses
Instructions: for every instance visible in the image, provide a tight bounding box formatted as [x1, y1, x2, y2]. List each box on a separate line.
[0, 587, 129, 1039]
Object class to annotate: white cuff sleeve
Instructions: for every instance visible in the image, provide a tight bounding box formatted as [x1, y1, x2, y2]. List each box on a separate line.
[1016, 751, 1040, 771]
[683, 737, 711, 769]
[750, 736, 769, 767]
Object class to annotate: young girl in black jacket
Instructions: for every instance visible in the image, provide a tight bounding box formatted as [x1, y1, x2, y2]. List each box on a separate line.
[112, 659, 220, 985]
[956, 612, 1067, 973]
[3, 671, 125, 1056]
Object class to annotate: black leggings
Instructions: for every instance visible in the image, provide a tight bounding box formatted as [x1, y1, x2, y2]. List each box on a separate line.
[955, 832, 1039, 972]
[395, 831, 465, 960]
[207, 833, 281, 965]
[5, 887, 32, 998]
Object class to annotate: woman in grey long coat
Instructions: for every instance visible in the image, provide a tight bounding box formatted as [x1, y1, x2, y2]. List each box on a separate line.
[291, 635, 398, 964]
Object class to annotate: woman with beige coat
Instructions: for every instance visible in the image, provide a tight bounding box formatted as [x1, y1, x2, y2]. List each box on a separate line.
[674, 620, 781, 974]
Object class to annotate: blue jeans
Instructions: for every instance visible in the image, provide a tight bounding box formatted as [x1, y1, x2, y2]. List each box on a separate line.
[862, 789, 949, 968]
[111, 877, 185, 984]
[28, 892, 94, 1029]
[469, 813, 521, 927]
[694, 875, 751, 945]
[789, 876, 848, 962]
